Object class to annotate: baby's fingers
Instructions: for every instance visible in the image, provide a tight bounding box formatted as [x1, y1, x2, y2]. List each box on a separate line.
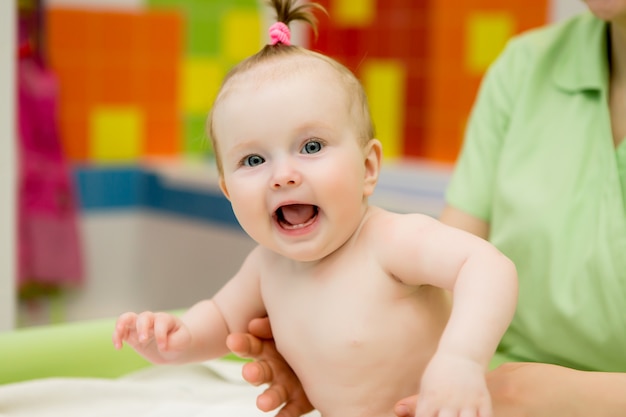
[135, 311, 158, 343]
[152, 312, 178, 350]
[416, 400, 490, 417]
[112, 312, 139, 349]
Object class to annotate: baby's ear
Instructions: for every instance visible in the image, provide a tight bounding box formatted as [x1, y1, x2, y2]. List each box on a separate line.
[219, 177, 230, 200]
[363, 139, 382, 197]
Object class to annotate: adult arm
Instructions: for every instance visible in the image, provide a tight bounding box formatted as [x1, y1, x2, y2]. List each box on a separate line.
[395, 362, 626, 417]
[439, 205, 489, 239]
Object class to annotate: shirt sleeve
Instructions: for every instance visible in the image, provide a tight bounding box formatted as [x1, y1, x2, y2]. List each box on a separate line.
[445, 36, 532, 222]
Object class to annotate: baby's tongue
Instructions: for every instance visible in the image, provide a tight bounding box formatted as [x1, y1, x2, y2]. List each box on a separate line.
[281, 204, 315, 225]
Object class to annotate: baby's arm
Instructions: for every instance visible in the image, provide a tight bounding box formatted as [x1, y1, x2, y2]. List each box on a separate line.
[112, 300, 231, 364]
[112, 246, 267, 365]
[379, 212, 518, 416]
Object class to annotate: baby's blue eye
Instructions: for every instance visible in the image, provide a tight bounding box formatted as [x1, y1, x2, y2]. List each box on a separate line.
[243, 155, 265, 167]
[302, 140, 322, 154]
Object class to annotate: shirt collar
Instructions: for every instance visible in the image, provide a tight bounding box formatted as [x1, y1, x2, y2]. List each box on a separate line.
[553, 14, 610, 93]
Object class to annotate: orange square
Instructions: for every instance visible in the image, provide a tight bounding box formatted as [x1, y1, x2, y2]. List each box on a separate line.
[147, 68, 179, 104]
[97, 65, 135, 104]
[46, 9, 90, 53]
[57, 67, 89, 105]
[58, 103, 88, 161]
[145, 106, 180, 156]
[141, 12, 183, 64]
[101, 11, 137, 53]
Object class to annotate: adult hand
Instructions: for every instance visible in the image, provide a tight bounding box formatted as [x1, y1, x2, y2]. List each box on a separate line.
[226, 317, 314, 417]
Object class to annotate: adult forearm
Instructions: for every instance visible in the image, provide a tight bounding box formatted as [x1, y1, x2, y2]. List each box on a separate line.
[569, 369, 626, 416]
[488, 362, 626, 417]
[396, 363, 626, 417]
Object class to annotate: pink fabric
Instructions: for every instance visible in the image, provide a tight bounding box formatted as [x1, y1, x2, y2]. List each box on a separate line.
[16, 56, 83, 287]
[269, 22, 291, 46]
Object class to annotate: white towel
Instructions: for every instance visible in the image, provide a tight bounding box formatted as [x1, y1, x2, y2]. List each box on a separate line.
[0, 359, 321, 417]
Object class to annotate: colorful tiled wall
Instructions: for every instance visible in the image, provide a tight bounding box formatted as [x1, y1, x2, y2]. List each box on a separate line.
[313, 0, 548, 161]
[47, 8, 183, 161]
[46, 0, 261, 164]
[46, 0, 548, 164]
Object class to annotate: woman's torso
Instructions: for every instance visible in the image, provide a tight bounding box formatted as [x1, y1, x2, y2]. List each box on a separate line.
[447, 13, 626, 371]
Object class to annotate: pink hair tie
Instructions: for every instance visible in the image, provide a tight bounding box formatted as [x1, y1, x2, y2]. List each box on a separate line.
[269, 22, 291, 46]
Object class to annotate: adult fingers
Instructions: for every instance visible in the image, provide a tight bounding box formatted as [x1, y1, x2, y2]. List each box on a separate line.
[241, 360, 273, 386]
[226, 332, 265, 358]
[256, 384, 288, 412]
[395, 394, 418, 417]
[248, 316, 274, 339]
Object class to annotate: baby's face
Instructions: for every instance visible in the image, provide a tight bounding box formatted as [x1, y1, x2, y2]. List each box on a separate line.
[212, 60, 378, 261]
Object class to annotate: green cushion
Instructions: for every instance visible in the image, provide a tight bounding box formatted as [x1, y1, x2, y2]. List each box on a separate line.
[0, 311, 248, 385]
[0, 316, 152, 384]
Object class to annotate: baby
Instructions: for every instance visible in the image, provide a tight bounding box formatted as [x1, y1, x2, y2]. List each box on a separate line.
[112, 1, 518, 416]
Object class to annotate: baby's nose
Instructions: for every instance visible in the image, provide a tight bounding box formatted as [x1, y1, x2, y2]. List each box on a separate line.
[270, 161, 302, 189]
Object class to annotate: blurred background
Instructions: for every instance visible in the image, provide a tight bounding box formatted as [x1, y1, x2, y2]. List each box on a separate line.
[1, 0, 586, 330]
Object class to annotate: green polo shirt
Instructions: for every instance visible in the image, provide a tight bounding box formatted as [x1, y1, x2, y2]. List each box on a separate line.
[446, 12, 626, 372]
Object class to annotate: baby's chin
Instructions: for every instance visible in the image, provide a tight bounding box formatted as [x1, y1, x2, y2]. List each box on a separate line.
[268, 241, 338, 263]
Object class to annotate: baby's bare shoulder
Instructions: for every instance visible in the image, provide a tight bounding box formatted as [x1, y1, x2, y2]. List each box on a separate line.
[364, 206, 440, 238]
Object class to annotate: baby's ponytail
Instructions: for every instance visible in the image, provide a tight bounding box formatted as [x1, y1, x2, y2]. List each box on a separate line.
[267, 0, 325, 46]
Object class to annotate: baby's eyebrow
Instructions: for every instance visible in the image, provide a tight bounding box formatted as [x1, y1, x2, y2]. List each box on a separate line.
[226, 138, 260, 154]
[296, 123, 334, 138]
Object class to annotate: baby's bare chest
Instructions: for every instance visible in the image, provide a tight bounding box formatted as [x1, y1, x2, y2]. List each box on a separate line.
[264, 260, 447, 363]
[259, 260, 449, 416]
[263, 260, 408, 338]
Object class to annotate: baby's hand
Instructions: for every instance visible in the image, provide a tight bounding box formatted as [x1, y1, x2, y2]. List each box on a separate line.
[416, 352, 491, 417]
[112, 311, 192, 364]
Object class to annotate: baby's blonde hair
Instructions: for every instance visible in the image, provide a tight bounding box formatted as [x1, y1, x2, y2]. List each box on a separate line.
[208, 0, 375, 175]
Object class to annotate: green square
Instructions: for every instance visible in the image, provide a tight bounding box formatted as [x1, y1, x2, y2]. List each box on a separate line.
[230, 0, 259, 7]
[146, 0, 187, 8]
[188, 13, 222, 55]
[148, 0, 261, 56]
[183, 114, 213, 157]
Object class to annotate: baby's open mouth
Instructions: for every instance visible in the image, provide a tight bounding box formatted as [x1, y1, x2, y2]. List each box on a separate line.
[275, 204, 319, 229]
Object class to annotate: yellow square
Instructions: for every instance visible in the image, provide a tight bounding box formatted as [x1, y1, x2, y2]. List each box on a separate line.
[465, 12, 515, 74]
[222, 9, 262, 62]
[90, 106, 143, 162]
[362, 59, 406, 160]
[181, 58, 224, 114]
[332, 0, 375, 27]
